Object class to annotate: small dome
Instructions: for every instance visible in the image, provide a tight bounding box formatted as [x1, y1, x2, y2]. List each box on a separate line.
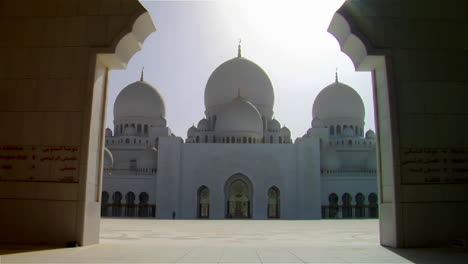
[215, 97, 263, 137]
[365, 129, 376, 139]
[124, 126, 136, 136]
[306, 127, 326, 138]
[114, 81, 166, 121]
[311, 118, 325, 128]
[312, 81, 365, 121]
[342, 127, 355, 137]
[103, 147, 113, 169]
[197, 118, 209, 131]
[105, 128, 112, 137]
[269, 119, 281, 131]
[205, 57, 275, 118]
[187, 125, 197, 138]
[137, 146, 158, 168]
[281, 126, 291, 136]
[321, 146, 341, 170]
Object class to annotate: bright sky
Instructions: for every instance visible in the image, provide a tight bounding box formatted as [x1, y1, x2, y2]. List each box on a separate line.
[106, 0, 375, 140]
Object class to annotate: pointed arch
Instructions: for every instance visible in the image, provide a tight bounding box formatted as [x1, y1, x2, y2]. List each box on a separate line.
[125, 192, 136, 217]
[197, 185, 210, 218]
[101, 191, 109, 217]
[355, 193, 365, 218]
[138, 192, 149, 217]
[328, 193, 339, 218]
[368, 193, 379, 218]
[112, 191, 122, 217]
[342, 193, 352, 218]
[267, 186, 280, 219]
[224, 173, 253, 219]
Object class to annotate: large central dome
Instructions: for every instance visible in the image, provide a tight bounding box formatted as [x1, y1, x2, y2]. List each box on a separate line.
[204, 56, 274, 119]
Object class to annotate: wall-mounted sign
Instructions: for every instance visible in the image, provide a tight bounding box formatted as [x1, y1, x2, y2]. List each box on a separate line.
[401, 147, 468, 184]
[0, 145, 80, 183]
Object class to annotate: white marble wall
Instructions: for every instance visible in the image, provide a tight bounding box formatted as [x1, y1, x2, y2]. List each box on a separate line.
[156, 137, 321, 219]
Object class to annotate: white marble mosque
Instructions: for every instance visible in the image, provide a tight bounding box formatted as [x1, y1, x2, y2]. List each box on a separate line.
[101, 46, 378, 219]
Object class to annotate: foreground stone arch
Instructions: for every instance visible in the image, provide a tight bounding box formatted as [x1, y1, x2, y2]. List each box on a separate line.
[328, 7, 398, 248]
[0, 0, 155, 246]
[328, 0, 468, 248]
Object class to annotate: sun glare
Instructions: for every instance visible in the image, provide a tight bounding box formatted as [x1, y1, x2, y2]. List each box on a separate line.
[217, 0, 345, 54]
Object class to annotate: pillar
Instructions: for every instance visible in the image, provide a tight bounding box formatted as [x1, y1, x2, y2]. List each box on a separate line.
[0, 0, 155, 246]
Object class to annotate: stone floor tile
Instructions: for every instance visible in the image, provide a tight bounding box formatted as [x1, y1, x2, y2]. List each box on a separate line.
[257, 248, 304, 263]
[3, 220, 468, 263]
[176, 247, 223, 263]
[219, 248, 261, 263]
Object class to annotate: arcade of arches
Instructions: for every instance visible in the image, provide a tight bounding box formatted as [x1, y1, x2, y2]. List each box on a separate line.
[103, 182, 377, 220]
[0, 0, 467, 249]
[101, 191, 155, 218]
[102, 176, 282, 220]
[323, 192, 378, 219]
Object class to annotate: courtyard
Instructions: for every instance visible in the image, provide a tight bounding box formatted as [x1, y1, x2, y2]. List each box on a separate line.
[2, 219, 468, 263]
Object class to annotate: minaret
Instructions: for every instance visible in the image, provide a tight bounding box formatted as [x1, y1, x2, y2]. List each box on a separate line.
[237, 39, 242, 57]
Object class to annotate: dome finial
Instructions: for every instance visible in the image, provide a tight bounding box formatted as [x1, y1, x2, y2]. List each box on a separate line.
[237, 38, 242, 57]
[140, 66, 144, 81]
[335, 68, 338, 83]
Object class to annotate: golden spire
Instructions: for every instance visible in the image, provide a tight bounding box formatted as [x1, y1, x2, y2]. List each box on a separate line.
[237, 38, 242, 57]
[140, 66, 144, 81]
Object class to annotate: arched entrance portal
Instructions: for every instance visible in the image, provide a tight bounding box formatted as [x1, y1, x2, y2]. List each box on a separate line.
[267, 186, 280, 219]
[197, 186, 210, 219]
[227, 180, 250, 218]
[225, 174, 253, 219]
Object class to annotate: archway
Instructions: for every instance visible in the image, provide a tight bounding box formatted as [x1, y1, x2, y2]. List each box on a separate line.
[355, 193, 365, 218]
[0, 0, 155, 245]
[125, 192, 136, 217]
[342, 193, 352, 218]
[267, 186, 280, 219]
[112, 192, 123, 217]
[197, 186, 210, 219]
[328, 193, 339, 218]
[368, 193, 378, 218]
[327, 4, 395, 246]
[224, 174, 253, 219]
[101, 191, 109, 217]
[0, 0, 461, 250]
[138, 192, 150, 217]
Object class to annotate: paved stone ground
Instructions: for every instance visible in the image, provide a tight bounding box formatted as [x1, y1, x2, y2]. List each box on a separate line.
[2, 219, 468, 263]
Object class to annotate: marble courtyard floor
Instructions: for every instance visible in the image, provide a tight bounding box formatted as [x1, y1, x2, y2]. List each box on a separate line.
[1, 219, 468, 263]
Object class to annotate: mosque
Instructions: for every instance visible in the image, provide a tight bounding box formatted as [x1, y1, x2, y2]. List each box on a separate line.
[101, 46, 378, 219]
